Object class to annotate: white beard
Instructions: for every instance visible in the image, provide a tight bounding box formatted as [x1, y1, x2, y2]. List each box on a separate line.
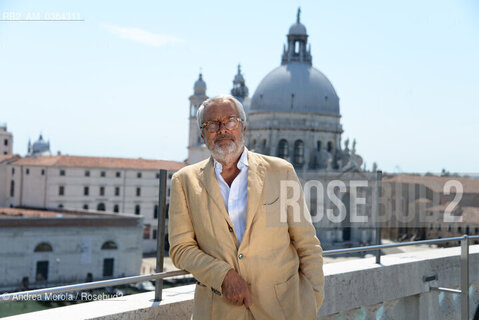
[209, 135, 245, 164]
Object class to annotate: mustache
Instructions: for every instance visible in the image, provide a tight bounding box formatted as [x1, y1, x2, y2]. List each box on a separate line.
[214, 134, 236, 143]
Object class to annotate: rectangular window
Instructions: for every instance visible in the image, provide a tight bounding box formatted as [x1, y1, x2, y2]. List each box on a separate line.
[154, 205, 158, 219]
[26, 168, 30, 175]
[153, 229, 157, 240]
[11, 167, 15, 175]
[101, 171, 106, 177]
[113, 204, 119, 213]
[156, 173, 160, 179]
[136, 187, 141, 196]
[116, 171, 121, 178]
[100, 186, 105, 196]
[115, 187, 120, 196]
[59, 185, 65, 196]
[41, 169, 45, 175]
[60, 170, 65, 176]
[36, 261, 49, 281]
[137, 172, 142, 178]
[135, 205, 140, 215]
[84, 186, 89, 196]
[143, 224, 151, 239]
[10, 180, 14, 197]
[103, 258, 114, 277]
[4, 139, 7, 146]
[85, 170, 90, 177]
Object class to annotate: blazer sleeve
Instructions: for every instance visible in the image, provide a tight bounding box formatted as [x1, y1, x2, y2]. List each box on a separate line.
[285, 164, 325, 311]
[168, 174, 232, 293]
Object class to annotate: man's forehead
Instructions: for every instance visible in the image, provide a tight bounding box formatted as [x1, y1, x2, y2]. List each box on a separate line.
[204, 100, 238, 119]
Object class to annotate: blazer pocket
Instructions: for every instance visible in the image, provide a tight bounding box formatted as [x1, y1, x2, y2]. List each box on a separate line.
[264, 196, 279, 206]
[274, 272, 317, 320]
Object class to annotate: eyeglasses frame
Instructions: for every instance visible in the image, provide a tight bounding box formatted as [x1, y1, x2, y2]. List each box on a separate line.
[200, 116, 244, 133]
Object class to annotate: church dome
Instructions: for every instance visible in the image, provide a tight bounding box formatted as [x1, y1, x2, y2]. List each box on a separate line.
[288, 22, 307, 35]
[250, 63, 339, 114]
[249, 8, 339, 115]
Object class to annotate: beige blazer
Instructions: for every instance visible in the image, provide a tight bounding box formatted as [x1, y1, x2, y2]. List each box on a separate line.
[168, 150, 324, 319]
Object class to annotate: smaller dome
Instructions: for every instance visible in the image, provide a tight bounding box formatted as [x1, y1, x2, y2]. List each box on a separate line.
[194, 73, 206, 90]
[29, 134, 51, 156]
[288, 22, 307, 35]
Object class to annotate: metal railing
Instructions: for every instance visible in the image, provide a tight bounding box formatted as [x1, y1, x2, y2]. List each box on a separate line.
[1, 235, 478, 319]
[1, 169, 478, 320]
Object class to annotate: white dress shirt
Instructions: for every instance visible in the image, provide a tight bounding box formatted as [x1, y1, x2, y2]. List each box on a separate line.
[213, 148, 248, 244]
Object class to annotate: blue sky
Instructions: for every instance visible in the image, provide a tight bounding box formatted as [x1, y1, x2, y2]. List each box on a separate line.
[0, 0, 478, 173]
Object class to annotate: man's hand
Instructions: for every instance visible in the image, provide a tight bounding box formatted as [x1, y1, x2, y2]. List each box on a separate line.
[221, 269, 253, 307]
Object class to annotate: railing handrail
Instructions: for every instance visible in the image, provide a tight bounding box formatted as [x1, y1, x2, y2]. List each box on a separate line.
[1, 234, 478, 302]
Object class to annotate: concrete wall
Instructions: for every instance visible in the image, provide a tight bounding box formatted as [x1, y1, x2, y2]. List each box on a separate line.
[0, 223, 143, 291]
[6, 245, 479, 320]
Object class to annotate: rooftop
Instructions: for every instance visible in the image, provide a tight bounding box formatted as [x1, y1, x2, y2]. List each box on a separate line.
[384, 174, 479, 193]
[0, 154, 20, 163]
[10, 155, 186, 171]
[0, 207, 140, 228]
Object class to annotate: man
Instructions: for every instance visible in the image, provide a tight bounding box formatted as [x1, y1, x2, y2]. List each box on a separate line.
[168, 94, 324, 319]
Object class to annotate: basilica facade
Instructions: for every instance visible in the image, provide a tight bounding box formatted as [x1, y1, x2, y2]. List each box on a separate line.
[186, 10, 378, 249]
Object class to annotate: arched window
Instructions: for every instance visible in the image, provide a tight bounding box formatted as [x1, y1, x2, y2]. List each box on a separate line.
[34, 242, 53, 252]
[277, 139, 289, 159]
[101, 241, 118, 250]
[294, 140, 304, 167]
[327, 141, 333, 153]
[97, 203, 106, 211]
[113, 204, 119, 213]
[135, 204, 141, 215]
[83, 204, 89, 210]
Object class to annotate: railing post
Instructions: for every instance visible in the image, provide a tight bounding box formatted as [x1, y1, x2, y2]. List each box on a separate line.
[461, 234, 469, 320]
[155, 169, 167, 302]
[375, 170, 382, 264]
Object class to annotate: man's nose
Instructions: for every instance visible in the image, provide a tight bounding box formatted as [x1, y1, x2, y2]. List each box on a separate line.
[218, 122, 229, 133]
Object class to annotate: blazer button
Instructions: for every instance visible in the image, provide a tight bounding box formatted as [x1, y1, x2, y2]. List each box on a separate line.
[228, 226, 234, 232]
[238, 253, 244, 259]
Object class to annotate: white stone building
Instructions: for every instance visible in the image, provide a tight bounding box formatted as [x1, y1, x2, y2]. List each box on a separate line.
[0, 123, 13, 155]
[0, 207, 143, 292]
[1, 155, 185, 253]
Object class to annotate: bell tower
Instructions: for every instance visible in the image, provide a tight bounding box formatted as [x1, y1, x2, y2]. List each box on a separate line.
[187, 73, 210, 164]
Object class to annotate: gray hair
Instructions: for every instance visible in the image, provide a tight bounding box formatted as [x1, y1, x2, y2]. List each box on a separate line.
[197, 94, 246, 130]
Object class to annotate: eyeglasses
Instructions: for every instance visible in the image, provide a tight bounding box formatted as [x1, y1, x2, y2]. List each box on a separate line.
[200, 117, 243, 133]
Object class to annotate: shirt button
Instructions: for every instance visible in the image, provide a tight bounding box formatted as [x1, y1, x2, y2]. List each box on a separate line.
[228, 226, 234, 232]
[238, 254, 244, 259]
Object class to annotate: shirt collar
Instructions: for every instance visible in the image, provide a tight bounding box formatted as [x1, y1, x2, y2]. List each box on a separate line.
[213, 147, 249, 172]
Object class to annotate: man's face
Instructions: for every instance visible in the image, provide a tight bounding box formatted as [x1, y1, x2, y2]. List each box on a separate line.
[201, 100, 246, 160]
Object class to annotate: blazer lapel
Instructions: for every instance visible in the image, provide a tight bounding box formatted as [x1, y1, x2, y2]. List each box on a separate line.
[198, 157, 234, 226]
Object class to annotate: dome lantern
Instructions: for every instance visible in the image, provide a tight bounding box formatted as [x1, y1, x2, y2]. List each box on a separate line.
[282, 7, 312, 66]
